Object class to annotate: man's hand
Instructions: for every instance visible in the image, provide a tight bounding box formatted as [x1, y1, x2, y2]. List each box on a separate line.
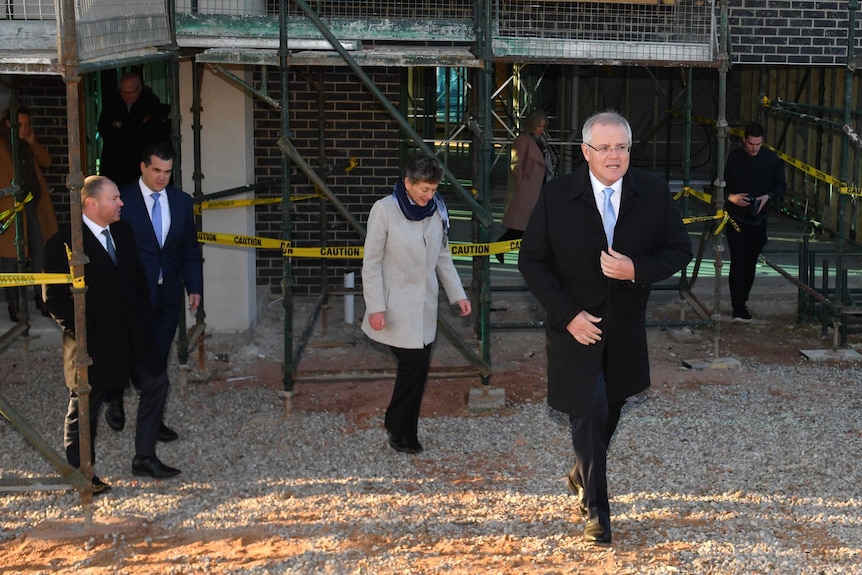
[728, 192, 750, 207]
[188, 293, 201, 312]
[600, 247, 635, 281]
[566, 310, 603, 346]
[752, 194, 768, 214]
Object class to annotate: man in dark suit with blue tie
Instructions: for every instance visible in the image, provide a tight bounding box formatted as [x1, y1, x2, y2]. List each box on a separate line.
[44, 176, 180, 491]
[519, 111, 692, 544]
[103, 142, 203, 449]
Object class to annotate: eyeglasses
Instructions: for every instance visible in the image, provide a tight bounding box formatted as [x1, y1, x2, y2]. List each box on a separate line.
[585, 143, 631, 155]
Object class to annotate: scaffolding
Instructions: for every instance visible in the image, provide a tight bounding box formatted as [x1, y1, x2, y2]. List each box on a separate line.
[2, 0, 862, 510]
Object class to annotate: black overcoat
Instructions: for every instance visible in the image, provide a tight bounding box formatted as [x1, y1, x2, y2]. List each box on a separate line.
[518, 164, 692, 417]
[43, 220, 158, 391]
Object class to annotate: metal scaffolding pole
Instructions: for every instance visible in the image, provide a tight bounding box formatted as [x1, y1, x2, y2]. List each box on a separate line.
[711, 0, 730, 360]
[58, 0, 95, 514]
[280, 0, 295, 411]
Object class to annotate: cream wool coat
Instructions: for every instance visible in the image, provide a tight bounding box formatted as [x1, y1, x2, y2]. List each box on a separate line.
[361, 194, 467, 349]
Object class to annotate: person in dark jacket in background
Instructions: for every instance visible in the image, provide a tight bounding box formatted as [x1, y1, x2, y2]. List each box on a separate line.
[97, 72, 170, 187]
[723, 121, 786, 322]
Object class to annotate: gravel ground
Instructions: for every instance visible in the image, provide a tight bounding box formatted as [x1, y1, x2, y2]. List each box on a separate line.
[1, 292, 862, 574]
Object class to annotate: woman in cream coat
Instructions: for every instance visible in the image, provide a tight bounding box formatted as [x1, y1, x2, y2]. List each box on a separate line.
[362, 154, 471, 454]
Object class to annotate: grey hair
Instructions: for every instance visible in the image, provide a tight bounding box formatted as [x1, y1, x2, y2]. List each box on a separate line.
[582, 110, 632, 146]
[404, 154, 444, 184]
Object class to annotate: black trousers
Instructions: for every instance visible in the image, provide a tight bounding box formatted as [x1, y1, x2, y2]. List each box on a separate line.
[64, 364, 168, 467]
[568, 368, 626, 525]
[64, 385, 108, 468]
[385, 344, 432, 441]
[726, 221, 768, 312]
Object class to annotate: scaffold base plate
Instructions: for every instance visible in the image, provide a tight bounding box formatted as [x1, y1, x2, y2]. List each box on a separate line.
[682, 357, 742, 370]
[468, 387, 506, 410]
[800, 349, 862, 361]
[668, 327, 702, 342]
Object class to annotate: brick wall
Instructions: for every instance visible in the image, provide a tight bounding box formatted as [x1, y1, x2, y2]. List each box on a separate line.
[253, 66, 403, 296]
[728, 0, 862, 65]
[6, 75, 72, 227]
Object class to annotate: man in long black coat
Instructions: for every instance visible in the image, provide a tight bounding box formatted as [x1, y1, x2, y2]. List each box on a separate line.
[519, 111, 692, 544]
[44, 176, 180, 493]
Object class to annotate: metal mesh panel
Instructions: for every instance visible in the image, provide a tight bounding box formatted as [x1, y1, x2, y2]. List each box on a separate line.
[2, 0, 55, 19]
[76, 0, 171, 61]
[289, 0, 473, 20]
[175, 0, 269, 16]
[175, 0, 473, 20]
[495, 0, 715, 63]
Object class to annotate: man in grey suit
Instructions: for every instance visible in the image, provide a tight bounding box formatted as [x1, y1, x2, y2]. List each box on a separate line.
[519, 111, 692, 544]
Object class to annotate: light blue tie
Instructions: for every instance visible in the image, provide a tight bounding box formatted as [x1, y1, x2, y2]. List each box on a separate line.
[151, 192, 163, 247]
[102, 229, 117, 264]
[602, 187, 616, 246]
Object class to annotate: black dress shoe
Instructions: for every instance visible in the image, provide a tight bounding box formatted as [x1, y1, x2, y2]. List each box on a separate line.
[131, 455, 181, 479]
[156, 423, 179, 442]
[91, 475, 112, 495]
[565, 469, 588, 517]
[387, 432, 421, 454]
[407, 437, 424, 454]
[584, 518, 612, 544]
[104, 397, 125, 431]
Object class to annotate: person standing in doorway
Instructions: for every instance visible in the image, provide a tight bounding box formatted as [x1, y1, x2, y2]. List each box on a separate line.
[723, 121, 786, 322]
[98, 72, 171, 187]
[0, 105, 58, 321]
[519, 110, 692, 544]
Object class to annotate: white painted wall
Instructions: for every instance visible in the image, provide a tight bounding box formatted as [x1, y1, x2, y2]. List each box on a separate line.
[179, 60, 256, 333]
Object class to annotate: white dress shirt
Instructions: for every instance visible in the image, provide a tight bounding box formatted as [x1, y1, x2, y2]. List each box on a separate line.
[138, 178, 172, 245]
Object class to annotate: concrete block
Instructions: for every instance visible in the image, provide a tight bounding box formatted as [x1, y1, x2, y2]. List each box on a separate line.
[668, 327, 702, 343]
[468, 386, 506, 410]
[682, 357, 742, 370]
[800, 349, 862, 362]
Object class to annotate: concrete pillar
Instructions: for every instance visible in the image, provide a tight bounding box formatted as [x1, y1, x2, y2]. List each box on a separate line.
[179, 61, 256, 332]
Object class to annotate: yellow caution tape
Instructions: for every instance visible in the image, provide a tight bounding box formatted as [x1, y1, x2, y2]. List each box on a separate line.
[197, 231, 292, 255]
[714, 212, 732, 235]
[197, 231, 523, 259]
[682, 211, 724, 225]
[673, 186, 713, 205]
[194, 194, 323, 215]
[0, 272, 73, 286]
[0, 192, 34, 234]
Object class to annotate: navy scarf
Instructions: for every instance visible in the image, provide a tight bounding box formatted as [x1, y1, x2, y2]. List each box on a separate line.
[391, 180, 450, 238]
